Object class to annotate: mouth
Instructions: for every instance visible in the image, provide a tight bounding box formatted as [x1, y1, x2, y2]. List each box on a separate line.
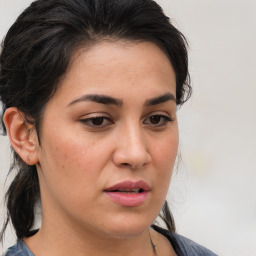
[104, 180, 150, 193]
[104, 180, 150, 207]
[109, 188, 144, 194]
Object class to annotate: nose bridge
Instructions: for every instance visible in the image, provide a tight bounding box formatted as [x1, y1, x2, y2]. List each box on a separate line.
[113, 120, 151, 168]
[124, 121, 145, 152]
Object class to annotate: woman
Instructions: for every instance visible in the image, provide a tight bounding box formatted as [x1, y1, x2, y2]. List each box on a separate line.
[0, 0, 217, 255]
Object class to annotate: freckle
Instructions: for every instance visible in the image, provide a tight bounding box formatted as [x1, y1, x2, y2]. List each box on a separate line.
[91, 141, 96, 146]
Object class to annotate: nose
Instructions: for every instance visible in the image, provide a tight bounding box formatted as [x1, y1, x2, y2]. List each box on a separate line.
[112, 124, 152, 169]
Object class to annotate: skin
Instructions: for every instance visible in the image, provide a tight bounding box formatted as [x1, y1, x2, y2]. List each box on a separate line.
[4, 41, 178, 256]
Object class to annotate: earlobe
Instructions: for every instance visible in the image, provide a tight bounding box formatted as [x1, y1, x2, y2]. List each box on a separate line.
[3, 107, 39, 165]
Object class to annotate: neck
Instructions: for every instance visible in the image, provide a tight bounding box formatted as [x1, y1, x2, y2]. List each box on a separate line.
[24, 217, 156, 256]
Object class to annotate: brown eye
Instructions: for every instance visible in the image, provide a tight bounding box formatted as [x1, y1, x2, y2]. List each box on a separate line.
[143, 115, 172, 127]
[149, 116, 161, 124]
[91, 117, 104, 125]
[80, 116, 113, 128]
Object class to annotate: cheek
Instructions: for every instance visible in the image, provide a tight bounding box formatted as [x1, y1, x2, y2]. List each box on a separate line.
[38, 125, 123, 201]
[154, 128, 178, 162]
[151, 131, 178, 187]
[37, 127, 109, 200]
[37, 139, 110, 223]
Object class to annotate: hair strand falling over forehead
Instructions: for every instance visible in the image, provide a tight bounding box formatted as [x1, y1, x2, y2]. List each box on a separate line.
[0, 0, 191, 244]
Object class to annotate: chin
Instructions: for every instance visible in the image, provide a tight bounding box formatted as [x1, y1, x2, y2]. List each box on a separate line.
[95, 212, 155, 239]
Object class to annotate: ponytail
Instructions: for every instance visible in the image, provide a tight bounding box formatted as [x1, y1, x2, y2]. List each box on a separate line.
[0, 152, 40, 240]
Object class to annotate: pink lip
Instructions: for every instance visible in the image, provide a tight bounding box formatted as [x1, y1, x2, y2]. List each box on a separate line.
[104, 180, 150, 207]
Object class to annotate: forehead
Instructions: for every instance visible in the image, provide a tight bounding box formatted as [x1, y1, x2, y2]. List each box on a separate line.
[52, 41, 176, 105]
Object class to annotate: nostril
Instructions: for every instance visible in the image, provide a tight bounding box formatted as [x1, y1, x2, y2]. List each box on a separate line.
[120, 163, 139, 170]
[121, 163, 130, 167]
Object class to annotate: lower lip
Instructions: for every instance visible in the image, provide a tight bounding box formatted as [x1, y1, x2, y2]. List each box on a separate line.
[104, 191, 149, 207]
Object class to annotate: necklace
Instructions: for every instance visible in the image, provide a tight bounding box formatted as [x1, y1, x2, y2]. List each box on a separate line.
[149, 229, 158, 255]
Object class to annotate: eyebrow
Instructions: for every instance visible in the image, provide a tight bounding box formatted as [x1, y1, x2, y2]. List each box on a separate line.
[144, 93, 176, 106]
[67, 92, 176, 107]
[67, 94, 123, 107]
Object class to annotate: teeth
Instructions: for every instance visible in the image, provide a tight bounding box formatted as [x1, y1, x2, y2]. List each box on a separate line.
[117, 189, 140, 193]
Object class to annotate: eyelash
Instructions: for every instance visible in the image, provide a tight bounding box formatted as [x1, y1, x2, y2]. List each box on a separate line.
[80, 116, 113, 128]
[79, 114, 173, 129]
[143, 115, 173, 127]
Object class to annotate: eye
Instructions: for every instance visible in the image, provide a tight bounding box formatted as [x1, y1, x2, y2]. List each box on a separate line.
[143, 114, 173, 127]
[80, 116, 113, 128]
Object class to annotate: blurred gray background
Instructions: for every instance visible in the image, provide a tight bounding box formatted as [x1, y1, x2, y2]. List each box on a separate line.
[0, 0, 256, 255]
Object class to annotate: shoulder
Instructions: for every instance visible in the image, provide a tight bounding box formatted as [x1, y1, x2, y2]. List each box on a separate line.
[172, 233, 218, 256]
[152, 225, 218, 256]
[2, 241, 34, 256]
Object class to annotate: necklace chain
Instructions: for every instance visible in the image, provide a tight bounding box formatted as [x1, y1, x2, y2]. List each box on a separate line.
[149, 230, 158, 256]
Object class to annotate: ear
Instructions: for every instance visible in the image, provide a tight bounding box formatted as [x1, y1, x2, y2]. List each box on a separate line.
[3, 107, 39, 165]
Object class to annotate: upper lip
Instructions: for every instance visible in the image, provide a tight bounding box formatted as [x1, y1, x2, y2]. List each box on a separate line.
[104, 180, 151, 192]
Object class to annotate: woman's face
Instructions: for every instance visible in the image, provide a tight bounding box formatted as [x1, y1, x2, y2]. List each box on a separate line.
[35, 41, 178, 238]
